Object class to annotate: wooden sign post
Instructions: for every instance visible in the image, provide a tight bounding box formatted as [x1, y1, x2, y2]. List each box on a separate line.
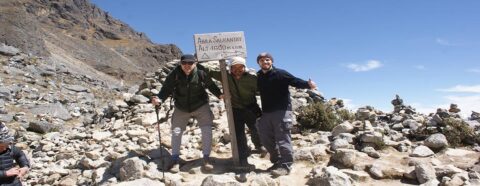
[194, 31, 247, 166]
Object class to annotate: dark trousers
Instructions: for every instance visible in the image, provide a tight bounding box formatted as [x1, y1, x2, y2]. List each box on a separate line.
[0, 177, 22, 186]
[256, 110, 294, 168]
[233, 108, 262, 162]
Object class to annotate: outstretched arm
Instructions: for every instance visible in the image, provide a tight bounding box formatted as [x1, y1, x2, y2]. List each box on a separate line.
[204, 73, 223, 98]
[281, 70, 311, 89]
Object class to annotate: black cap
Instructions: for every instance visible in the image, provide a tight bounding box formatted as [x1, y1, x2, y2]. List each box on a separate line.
[181, 54, 196, 62]
[257, 52, 274, 63]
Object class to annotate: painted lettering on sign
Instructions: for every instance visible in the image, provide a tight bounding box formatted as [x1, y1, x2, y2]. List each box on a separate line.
[194, 32, 247, 61]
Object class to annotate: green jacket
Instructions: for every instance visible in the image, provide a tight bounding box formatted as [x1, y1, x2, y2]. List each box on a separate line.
[158, 65, 222, 112]
[207, 69, 257, 109]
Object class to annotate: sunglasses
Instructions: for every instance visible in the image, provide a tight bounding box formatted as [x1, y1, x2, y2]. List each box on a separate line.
[181, 61, 195, 65]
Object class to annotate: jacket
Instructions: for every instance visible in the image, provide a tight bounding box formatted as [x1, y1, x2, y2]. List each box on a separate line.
[207, 69, 257, 109]
[158, 65, 222, 112]
[0, 146, 30, 185]
[257, 66, 310, 112]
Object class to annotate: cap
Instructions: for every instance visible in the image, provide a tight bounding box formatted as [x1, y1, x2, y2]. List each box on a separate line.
[180, 54, 196, 62]
[256, 52, 274, 63]
[230, 56, 246, 67]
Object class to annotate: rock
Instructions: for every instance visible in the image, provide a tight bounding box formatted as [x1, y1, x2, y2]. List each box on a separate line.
[435, 164, 464, 178]
[119, 157, 146, 181]
[29, 102, 72, 121]
[28, 120, 58, 134]
[248, 174, 276, 186]
[331, 121, 354, 136]
[341, 169, 370, 182]
[114, 178, 165, 186]
[437, 148, 480, 170]
[410, 146, 434, 157]
[63, 84, 89, 92]
[0, 114, 13, 123]
[415, 163, 437, 184]
[331, 149, 371, 169]
[310, 144, 329, 161]
[57, 174, 79, 186]
[403, 119, 421, 131]
[449, 103, 461, 113]
[424, 133, 448, 149]
[0, 43, 20, 56]
[308, 166, 353, 186]
[361, 147, 380, 158]
[201, 175, 240, 186]
[368, 162, 405, 179]
[331, 138, 351, 151]
[130, 95, 150, 104]
[92, 131, 112, 141]
[294, 147, 315, 162]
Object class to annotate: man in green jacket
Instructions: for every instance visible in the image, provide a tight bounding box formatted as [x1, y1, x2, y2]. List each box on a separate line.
[151, 54, 223, 173]
[207, 56, 265, 168]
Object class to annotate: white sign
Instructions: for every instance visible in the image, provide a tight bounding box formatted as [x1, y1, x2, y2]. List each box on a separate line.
[194, 31, 247, 61]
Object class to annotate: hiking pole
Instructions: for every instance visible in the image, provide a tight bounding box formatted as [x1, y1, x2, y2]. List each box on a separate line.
[155, 105, 165, 181]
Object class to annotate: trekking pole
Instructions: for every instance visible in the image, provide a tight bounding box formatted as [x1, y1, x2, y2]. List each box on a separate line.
[155, 105, 165, 181]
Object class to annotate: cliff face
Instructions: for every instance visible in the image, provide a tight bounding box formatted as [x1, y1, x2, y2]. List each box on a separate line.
[0, 0, 182, 83]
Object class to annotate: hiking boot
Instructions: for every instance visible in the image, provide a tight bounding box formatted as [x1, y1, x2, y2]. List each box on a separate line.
[271, 167, 290, 177]
[202, 158, 214, 172]
[169, 162, 180, 173]
[235, 173, 247, 183]
[257, 147, 268, 158]
[266, 163, 281, 171]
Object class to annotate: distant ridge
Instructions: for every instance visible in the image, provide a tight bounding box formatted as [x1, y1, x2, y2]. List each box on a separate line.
[0, 0, 182, 83]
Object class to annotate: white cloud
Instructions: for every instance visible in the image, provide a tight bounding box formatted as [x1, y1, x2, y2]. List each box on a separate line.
[410, 102, 441, 115]
[467, 68, 480, 73]
[346, 60, 382, 72]
[436, 38, 455, 46]
[410, 96, 480, 119]
[414, 65, 425, 70]
[437, 85, 480, 93]
[444, 95, 480, 118]
[339, 98, 356, 111]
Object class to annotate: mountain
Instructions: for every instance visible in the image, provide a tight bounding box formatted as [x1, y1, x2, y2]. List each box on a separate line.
[0, 0, 182, 83]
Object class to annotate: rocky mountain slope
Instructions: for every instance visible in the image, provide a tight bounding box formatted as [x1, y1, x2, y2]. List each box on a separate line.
[1, 46, 480, 185]
[0, 0, 182, 83]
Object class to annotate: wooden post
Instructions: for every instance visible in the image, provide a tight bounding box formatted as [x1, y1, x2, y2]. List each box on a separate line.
[219, 59, 240, 166]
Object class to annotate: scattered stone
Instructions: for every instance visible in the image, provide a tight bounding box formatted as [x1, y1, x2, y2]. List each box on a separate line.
[424, 133, 448, 149]
[410, 146, 434, 157]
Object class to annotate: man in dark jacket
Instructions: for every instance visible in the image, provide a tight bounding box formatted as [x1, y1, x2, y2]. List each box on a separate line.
[256, 52, 316, 177]
[206, 56, 266, 169]
[0, 122, 30, 186]
[151, 54, 223, 173]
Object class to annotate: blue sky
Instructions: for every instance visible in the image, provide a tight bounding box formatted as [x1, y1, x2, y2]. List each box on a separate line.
[91, 0, 480, 117]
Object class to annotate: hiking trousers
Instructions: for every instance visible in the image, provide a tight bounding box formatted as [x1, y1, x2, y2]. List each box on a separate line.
[233, 108, 262, 162]
[171, 103, 214, 157]
[256, 110, 294, 168]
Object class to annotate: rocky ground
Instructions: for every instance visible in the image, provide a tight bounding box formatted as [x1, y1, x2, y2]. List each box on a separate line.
[1, 44, 480, 186]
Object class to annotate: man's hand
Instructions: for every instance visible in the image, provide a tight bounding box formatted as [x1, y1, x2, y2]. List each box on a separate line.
[308, 78, 317, 90]
[151, 96, 161, 106]
[219, 94, 224, 100]
[5, 168, 20, 177]
[17, 167, 28, 178]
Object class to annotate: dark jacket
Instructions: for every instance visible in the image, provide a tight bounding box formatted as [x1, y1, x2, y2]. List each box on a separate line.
[207, 69, 257, 109]
[158, 65, 222, 112]
[0, 146, 30, 185]
[257, 66, 310, 112]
